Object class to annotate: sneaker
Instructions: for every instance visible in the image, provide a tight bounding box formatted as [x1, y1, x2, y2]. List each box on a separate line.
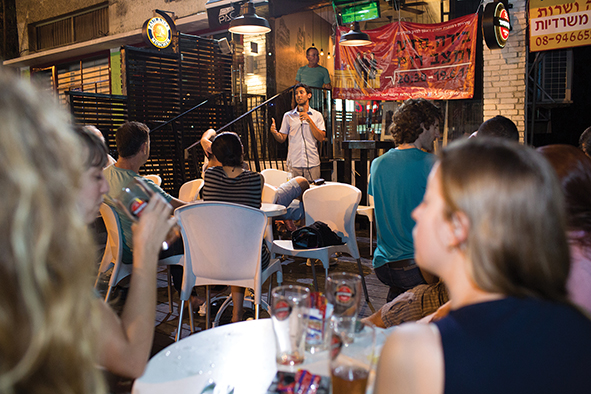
[198, 302, 207, 316]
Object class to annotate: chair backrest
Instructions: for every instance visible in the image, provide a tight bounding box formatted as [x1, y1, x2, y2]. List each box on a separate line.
[99, 203, 132, 285]
[261, 168, 290, 188]
[179, 179, 205, 202]
[144, 174, 162, 186]
[262, 183, 278, 204]
[302, 183, 361, 257]
[174, 202, 268, 301]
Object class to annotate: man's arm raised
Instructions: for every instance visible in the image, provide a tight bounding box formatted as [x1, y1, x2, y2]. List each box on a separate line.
[270, 118, 287, 143]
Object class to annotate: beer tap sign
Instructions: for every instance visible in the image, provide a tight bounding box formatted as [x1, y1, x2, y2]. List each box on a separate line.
[483, 1, 512, 49]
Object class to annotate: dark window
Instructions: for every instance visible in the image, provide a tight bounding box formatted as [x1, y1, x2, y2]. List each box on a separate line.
[29, 3, 108, 51]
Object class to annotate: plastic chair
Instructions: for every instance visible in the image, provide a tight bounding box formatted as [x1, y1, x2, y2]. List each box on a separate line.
[356, 174, 374, 256]
[143, 174, 162, 186]
[95, 203, 182, 313]
[179, 179, 204, 202]
[174, 202, 283, 341]
[262, 183, 278, 204]
[261, 168, 290, 188]
[272, 183, 370, 303]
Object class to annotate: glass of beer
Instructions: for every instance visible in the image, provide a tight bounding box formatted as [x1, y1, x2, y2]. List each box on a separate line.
[326, 272, 362, 318]
[330, 316, 376, 394]
[271, 285, 311, 366]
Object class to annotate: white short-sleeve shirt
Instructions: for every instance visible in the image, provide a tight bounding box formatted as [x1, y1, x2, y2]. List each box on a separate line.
[278, 107, 325, 168]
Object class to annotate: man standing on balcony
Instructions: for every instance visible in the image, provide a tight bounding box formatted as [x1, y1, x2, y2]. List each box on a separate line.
[295, 47, 332, 90]
[270, 83, 326, 182]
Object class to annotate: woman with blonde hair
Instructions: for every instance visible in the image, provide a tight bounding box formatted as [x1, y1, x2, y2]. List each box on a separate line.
[0, 74, 173, 393]
[375, 138, 591, 394]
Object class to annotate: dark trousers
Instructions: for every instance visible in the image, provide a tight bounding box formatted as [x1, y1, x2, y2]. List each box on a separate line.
[374, 258, 427, 302]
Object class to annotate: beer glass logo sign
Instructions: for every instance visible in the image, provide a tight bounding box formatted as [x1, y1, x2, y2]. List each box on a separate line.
[336, 285, 354, 305]
[274, 299, 291, 321]
[483, 1, 511, 50]
[330, 334, 343, 360]
[145, 17, 172, 49]
[130, 197, 147, 217]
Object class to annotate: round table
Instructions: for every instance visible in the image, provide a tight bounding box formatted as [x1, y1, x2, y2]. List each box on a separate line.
[132, 319, 391, 394]
[133, 319, 327, 394]
[261, 203, 287, 217]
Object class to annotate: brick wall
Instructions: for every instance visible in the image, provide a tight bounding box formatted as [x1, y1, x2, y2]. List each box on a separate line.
[482, 0, 527, 141]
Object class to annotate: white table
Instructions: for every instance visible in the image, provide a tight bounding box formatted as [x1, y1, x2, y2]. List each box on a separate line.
[261, 203, 287, 252]
[261, 203, 287, 217]
[133, 319, 391, 394]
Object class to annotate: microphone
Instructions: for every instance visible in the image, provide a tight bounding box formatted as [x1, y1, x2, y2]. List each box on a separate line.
[297, 105, 305, 124]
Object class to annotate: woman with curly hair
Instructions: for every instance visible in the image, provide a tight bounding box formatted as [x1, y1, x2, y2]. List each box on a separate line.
[0, 73, 174, 393]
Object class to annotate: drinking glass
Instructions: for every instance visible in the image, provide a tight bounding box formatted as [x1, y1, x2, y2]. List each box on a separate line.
[111, 177, 179, 250]
[325, 272, 362, 318]
[271, 285, 311, 366]
[330, 316, 376, 394]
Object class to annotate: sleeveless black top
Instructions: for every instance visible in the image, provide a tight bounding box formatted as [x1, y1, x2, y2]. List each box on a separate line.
[434, 297, 591, 394]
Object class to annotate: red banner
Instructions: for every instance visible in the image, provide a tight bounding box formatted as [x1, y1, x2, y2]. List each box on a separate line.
[334, 14, 478, 101]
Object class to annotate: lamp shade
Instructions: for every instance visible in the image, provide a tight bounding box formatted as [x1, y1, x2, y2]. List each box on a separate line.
[228, 1, 271, 35]
[339, 21, 371, 46]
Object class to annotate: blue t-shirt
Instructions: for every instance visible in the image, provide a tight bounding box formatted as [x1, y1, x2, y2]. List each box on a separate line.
[296, 65, 330, 88]
[368, 148, 434, 268]
[434, 297, 591, 394]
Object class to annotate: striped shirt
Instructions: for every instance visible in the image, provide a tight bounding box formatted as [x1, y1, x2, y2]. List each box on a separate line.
[203, 166, 269, 269]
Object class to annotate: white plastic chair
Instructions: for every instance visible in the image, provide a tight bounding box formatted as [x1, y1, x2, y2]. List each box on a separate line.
[356, 174, 374, 256]
[95, 203, 182, 313]
[262, 183, 278, 204]
[174, 202, 283, 341]
[179, 179, 204, 202]
[272, 183, 370, 303]
[143, 174, 162, 186]
[261, 168, 290, 187]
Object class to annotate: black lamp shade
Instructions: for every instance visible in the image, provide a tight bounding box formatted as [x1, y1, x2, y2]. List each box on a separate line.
[229, 2, 271, 35]
[339, 22, 371, 46]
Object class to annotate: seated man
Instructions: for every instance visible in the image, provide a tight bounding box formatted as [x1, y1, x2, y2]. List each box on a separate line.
[104, 121, 186, 265]
[362, 281, 449, 328]
[201, 128, 309, 222]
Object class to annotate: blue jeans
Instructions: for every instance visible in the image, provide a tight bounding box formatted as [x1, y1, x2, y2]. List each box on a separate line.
[374, 258, 427, 302]
[275, 178, 304, 221]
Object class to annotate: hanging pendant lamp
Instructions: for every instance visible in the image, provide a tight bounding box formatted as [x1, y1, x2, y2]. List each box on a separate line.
[339, 21, 371, 46]
[229, 1, 271, 35]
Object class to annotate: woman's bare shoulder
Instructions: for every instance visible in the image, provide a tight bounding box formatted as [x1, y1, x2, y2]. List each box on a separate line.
[374, 323, 444, 394]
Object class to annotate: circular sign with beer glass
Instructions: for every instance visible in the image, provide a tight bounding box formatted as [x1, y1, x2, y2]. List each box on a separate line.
[142, 16, 174, 49]
[483, 1, 511, 49]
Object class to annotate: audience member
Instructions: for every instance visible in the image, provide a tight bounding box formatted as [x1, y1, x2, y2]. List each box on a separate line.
[369, 98, 440, 302]
[201, 132, 270, 322]
[476, 115, 519, 141]
[0, 74, 174, 393]
[201, 128, 309, 222]
[362, 281, 448, 328]
[74, 127, 175, 378]
[579, 126, 591, 157]
[537, 144, 591, 314]
[82, 124, 116, 167]
[375, 138, 591, 394]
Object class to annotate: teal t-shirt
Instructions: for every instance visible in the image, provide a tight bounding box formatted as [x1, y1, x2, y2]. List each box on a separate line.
[103, 165, 173, 264]
[368, 148, 435, 269]
[296, 65, 330, 88]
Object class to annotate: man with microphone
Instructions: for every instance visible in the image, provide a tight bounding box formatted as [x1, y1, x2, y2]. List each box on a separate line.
[269, 83, 326, 182]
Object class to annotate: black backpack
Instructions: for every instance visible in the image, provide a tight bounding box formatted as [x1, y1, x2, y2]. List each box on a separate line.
[291, 221, 344, 249]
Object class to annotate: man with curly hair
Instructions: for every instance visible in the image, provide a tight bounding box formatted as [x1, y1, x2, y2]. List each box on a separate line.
[368, 98, 441, 302]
